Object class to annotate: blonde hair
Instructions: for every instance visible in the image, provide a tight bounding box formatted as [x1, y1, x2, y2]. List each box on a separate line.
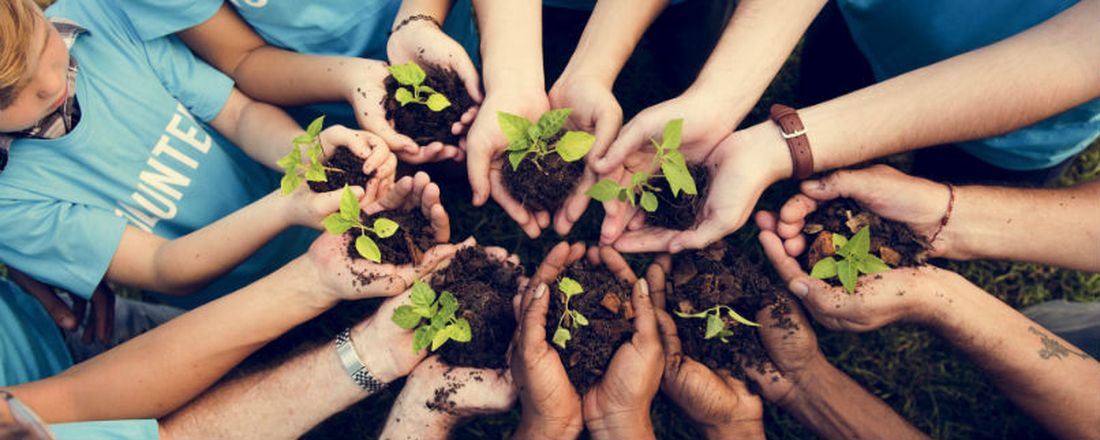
[0, 0, 40, 109]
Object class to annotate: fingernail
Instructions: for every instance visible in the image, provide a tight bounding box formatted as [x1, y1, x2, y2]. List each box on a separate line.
[534, 284, 547, 299]
[638, 279, 650, 298]
[789, 280, 809, 298]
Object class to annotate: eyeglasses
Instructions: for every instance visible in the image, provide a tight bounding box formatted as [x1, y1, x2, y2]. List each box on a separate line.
[0, 391, 54, 440]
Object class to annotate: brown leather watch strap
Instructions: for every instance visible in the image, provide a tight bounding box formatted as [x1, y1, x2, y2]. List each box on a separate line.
[769, 104, 814, 180]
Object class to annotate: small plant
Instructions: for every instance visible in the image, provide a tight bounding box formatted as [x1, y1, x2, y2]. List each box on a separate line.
[810, 226, 891, 294]
[388, 62, 452, 112]
[498, 109, 595, 171]
[586, 118, 696, 213]
[277, 116, 346, 194]
[551, 276, 589, 349]
[322, 186, 400, 263]
[391, 280, 472, 352]
[674, 305, 759, 343]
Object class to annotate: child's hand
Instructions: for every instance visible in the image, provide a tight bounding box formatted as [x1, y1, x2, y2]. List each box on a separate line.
[318, 125, 398, 200]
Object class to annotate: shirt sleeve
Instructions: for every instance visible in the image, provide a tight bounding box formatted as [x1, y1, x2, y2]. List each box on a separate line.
[0, 198, 127, 300]
[113, 0, 221, 40]
[143, 35, 235, 123]
[51, 419, 160, 440]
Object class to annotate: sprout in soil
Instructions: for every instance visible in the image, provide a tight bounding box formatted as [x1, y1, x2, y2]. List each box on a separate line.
[675, 305, 759, 343]
[551, 276, 590, 349]
[586, 118, 696, 213]
[277, 116, 345, 194]
[498, 108, 596, 172]
[388, 62, 452, 112]
[810, 226, 891, 294]
[322, 186, 400, 263]
[391, 280, 472, 352]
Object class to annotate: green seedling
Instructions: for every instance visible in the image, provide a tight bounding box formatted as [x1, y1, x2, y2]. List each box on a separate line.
[322, 186, 400, 263]
[551, 276, 589, 349]
[391, 280, 472, 352]
[388, 62, 451, 112]
[498, 109, 596, 172]
[810, 226, 891, 294]
[586, 118, 696, 213]
[277, 116, 344, 194]
[674, 305, 759, 343]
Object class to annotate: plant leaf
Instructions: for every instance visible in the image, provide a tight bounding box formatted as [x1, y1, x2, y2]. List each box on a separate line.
[558, 277, 583, 297]
[727, 308, 761, 327]
[586, 179, 622, 202]
[391, 305, 422, 329]
[410, 280, 436, 308]
[536, 108, 572, 140]
[661, 118, 684, 150]
[555, 131, 594, 162]
[394, 87, 415, 106]
[832, 233, 848, 251]
[846, 226, 871, 256]
[430, 325, 452, 351]
[857, 254, 892, 275]
[661, 151, 698, 197]
[810, 257, 838, 279]
[438, 290, 459, 320]
[280, 173, 300, 195]
[355, 235, 382, 262]
[450, 318, 472, 342]
[571, 310, 589, 326]
[322, 213, 354, 235]
[508, 150, 529, 171]
[339, 186, 360, 220]
[640, 191, 658, 212]
[497, 112, 533, 143]
[837, 258, 857, 294]
[388, 62, 426, 86]
[425, 93, 451, 112]
[552, 327, 572, 349]
[412, 326, 433, 352]
[372, 217, 400, 238]
[305, 115, 325, 138]
[704, 313, 724, 339]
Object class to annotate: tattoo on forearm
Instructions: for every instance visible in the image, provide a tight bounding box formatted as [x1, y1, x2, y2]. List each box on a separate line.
[1028, 326, 1089, 360]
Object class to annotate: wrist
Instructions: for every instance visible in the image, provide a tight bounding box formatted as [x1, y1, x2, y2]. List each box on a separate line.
[586, 410, 655, 440]
[515, 413, 583, 440]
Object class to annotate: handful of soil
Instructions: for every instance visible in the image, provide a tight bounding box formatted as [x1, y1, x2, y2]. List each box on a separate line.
[646, 164, 709, 230]
[802, 198, 931, 276]
[307, 146, 376, 193]
[502, 140, 584, 213]
[668, 241, 793, 379]
[546, 260, 634, 394]
[346, 209, 435, 265]
[431, 246, 524, 369]
[384, 63, 475, 146]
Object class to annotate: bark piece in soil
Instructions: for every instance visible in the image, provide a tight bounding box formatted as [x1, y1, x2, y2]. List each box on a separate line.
[546, 260, 634, 394]
[501, 144, 584, 213]
[431, 246, 524, 369]
[646, 164, 710, 230]
[802, 198, 931, 278]
[307, 146, 376, 193]
[384, 63, 475, 146]
[345, 208, 435, 266]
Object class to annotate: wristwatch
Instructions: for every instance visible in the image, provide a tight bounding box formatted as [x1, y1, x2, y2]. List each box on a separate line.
[334, 327, 387, 394]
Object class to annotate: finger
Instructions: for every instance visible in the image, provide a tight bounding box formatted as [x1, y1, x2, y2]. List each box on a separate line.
[599, 246, 637, 284]
[758, 229, 805, 283]
[645, 260, 668, 309]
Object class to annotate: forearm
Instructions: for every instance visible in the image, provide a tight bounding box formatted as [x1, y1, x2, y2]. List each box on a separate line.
[472, 0, 543, 93]
[558, 0, 668, 87]
[8, 258, 331, 422]
[926, 273, 1100, 440]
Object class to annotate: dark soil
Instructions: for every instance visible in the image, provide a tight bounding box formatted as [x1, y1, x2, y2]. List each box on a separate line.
[384, 63, 475, 146]
[668, 241, 795, 380]
[345, 209, 435, 266]
[431, 246, 524, 369]
[802, 198, 931, 277]
[502, 144, 585, 213]
[546, 260, 634, 394]
[307, 146, 376, 193]
[647, 164, 710, 230]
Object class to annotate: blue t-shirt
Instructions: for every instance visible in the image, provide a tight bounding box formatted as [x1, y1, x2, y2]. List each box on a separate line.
[837, 0, 1100, 171]
[0, 278, 158, 439]
[0, 0, 315, 308]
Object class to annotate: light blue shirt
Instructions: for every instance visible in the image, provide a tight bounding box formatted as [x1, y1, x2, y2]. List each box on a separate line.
[0, 0, 315, 308]
[837, 0, 1100, 171]
[0, 278, 158, 439]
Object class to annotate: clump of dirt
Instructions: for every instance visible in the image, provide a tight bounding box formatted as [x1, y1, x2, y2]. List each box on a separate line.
[307, 146, 376, 193]
[431, 246, 524, 369]
[501, 142, 584, 213]
[546, 260, 634, 394]
[802, 198, 931, 276]
[646, 164, 710, 230]
[668, 241, 794, 380]
[345, 209, 435, 266]
[384, 63, 475, 146]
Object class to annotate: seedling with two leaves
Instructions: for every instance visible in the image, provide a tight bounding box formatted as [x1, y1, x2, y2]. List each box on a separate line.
[810, 226, 891, 294]
[391, 280, 472, 352]
[551, 277, 589, 349]
[322, 186, 400, 263]
[674, 305, 759, 343]
[389, 62, 452, 112]
[586, 118, 696, 213]
[277, 116, 344, 194]
[498, 109, 596, 171]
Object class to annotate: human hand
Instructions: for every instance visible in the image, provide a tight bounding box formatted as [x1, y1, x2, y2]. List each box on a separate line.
[363, 171, 451, 243]
[773, 165, 954, 260]
[463, 88, 551, 238]
[547, 76, 623, 236]
[9, 269, 115, 345]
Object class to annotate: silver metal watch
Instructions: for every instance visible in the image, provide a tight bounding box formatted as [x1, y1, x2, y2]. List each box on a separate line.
[334, 327, 386, 394]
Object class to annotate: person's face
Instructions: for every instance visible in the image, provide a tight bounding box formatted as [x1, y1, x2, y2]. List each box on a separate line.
[0, 10, 71, 133]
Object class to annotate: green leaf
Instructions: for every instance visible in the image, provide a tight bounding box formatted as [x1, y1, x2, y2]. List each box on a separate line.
[430, 326, 453, 351]
[388, 62, 426, 86]
[555, 131, 595, 162]
[508, 150, 529, 171]
[832, 233, 848, 250]
[322, 213, 354, 235]
[425, 93, 451, 112]
[558, 277, 583, 297]
[450, 318, 472, 342]
[846, 226, 871, 256]
[661, 118, 683, 150]
[837, 259, 857, 294]
[303, 165, 327, 182]
[355, 235, 381, 262]
[339, 186, 360, 220]
[536, 108, 572, 140]
[305, 116, 325, 138]
[552, 327, 572, 349]
[497, 112, 533, 143]
[856, 254, 892, 275]
[437, 290, 459, 320]
[280, 173, 300, 195]
[586, 179, 622, 202]
[661, 151, 698, 197]
[727, 308, 761, 327]
[276, 150, 301, 170]
[640, 191, 658, 212]
[412, 326, 433, 352]
[571, 310, 589, 326]
[372, 217, 400, 238]
[410, 280, 436, 308]
[704, 313, 724, 339]
[394, 87, 415, 106]
[810, 257, 838, 279]
[391, 305, 422, 329]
